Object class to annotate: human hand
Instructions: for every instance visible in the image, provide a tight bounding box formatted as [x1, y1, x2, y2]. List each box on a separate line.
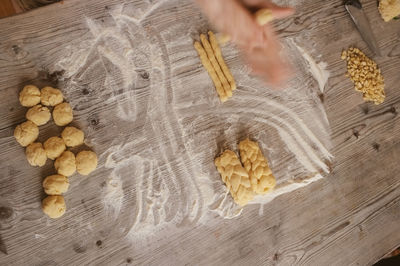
[195, 0, 294, 86]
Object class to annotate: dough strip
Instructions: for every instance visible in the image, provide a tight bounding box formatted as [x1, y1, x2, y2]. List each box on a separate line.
[200, 34, 232, 97]
[208, 31, 237, 92]
[194, 41, 228, 102]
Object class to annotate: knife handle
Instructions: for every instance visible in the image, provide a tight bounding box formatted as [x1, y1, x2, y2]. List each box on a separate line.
[345, 0, 362, 9]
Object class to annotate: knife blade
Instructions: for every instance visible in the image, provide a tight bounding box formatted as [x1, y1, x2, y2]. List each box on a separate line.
[345, 0, 382, 56]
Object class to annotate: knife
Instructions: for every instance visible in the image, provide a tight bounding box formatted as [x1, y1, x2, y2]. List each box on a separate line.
[345, 0, 382, 56]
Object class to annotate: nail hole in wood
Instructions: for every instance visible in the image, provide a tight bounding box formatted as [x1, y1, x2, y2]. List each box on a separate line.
[140, 71, 149, 80]
[73, 243, 87, 253]
[360, 105, 369, 114]
[12, 45, 21, 55]
[90, 118, 99, 126]
[372, 142, 380, 151]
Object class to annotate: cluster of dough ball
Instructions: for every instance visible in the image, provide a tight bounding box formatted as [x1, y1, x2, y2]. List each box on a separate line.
[14, 85, 98, 219]
[214, 139, 276, 206]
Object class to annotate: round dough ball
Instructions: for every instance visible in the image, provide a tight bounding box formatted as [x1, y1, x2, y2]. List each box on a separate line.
[41, 86, 64, 106]
[54, 151, 76, 176]
[26, 104, 51, 126]
[42, 195, 66, 218]
[14, 121, 39, 147]
[76, 150, 98, 175]
[42, 174, 69, 195]
[44, 136, 66, 160]
[61, 126, 84, 147]
[19, 85, 41, 107]
[53, 102, 73, 126]
[25, 142, 47, 167]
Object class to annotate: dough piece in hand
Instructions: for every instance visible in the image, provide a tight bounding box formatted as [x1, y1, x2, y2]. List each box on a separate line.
[239, 139, 276, 195]
[255, 8, 274, 25]
[215, 150, 254, 206]
[379, 0, 400, 22]
[194, 41, 228, 102]
[76, 150, 98, 175]
[19, 85, 41, 107]
[53, 102, 73, 126]
[208, 31, 237, 92]
[40, 86, 64, 106]
[61, 126, 84, 147]
[217, 9, 273, 45]
[44, 136, 66, 160]
[14, 121, 39, 147]
[54, 151, 76, 176]
[25, 142, 47, 167]
[43, 174, 69, 195]
[26, 104, 51, 126]
[42, 195, 66, 218]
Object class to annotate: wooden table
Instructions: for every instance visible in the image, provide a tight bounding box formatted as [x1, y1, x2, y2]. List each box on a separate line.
[0, 0, 399, 265]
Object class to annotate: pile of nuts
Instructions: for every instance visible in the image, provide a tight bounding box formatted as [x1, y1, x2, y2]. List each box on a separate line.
[14, 85, 98, 219]
[341, 47, 385, 105]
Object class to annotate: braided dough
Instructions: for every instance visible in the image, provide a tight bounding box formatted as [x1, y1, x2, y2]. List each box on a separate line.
[239, 139, 276, 195]
[215, 150, 254, 206]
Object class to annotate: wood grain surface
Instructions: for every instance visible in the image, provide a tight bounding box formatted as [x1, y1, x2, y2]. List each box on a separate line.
[0, 0, 400, 265]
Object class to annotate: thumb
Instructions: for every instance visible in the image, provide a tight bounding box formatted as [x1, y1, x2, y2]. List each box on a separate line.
[268, 6, 295, 19]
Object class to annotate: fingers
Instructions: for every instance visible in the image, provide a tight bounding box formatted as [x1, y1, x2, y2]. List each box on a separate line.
[269, 7, 295, 19]
[196, 0, 266, 47]
[195, 0, 293, 86]
[244, 28, 292, 86]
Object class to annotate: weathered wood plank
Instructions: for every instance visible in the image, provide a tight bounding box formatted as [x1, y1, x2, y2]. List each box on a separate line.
[0, 0, 399, 265]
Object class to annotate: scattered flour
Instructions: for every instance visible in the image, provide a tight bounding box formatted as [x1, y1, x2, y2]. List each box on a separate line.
[54, 0, 333, 240]
[294, 41, 330, 93]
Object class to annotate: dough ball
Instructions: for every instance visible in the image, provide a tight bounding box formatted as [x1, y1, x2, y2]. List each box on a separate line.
[61, 126, 84, 147]
[42, 195, 66, 218]
[14, 121, 39, 147]
[19, 85, 41, 107]
[25, 142, 47, 167]
[41, 86, 64, 106]
[43, 174, 69, 195]
[26, 104, 51, 126]
[54, 151, 76, 176]
[76, 150, 98, 175]
[44, 136, 66, 160]
[53, 102, 73, 126]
